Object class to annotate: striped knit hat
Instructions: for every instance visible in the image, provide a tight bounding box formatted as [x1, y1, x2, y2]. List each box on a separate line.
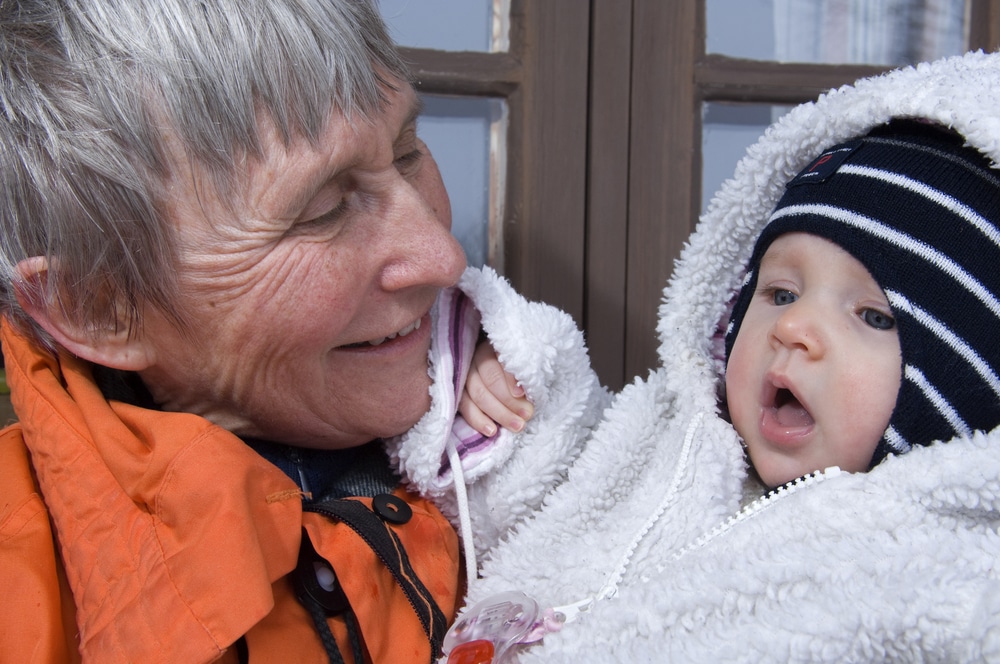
[724, 119, 1000, 468]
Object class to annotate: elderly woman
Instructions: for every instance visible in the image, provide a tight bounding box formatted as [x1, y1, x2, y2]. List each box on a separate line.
[0, 1, 606, 662]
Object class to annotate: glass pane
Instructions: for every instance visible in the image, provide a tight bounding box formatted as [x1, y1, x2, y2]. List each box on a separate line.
[380, 0, 506, 52]
[707, 0, 969, 66]
[701, 102, 791, 214]
[706, 0, 777, 61]
[419, 96, 506, 268]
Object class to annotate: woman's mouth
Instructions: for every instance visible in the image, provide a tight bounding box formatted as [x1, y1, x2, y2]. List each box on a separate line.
[364, 317, 422, 347]
[342, 316, 425, 349]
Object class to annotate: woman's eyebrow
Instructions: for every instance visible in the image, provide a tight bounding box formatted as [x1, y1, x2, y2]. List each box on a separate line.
[398, 96, 424, 137]
[277, 93, 426, 215]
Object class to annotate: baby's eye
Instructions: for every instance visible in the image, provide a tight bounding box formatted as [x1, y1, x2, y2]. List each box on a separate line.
[861, 308, 895, 330]
[771, 289, 797, 306]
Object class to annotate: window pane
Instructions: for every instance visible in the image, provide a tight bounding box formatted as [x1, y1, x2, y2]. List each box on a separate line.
[707, 0, 969, 66]
[706, 0, 777, 61]
[381, 0, 507, 52]
[419, 96, 506, 268]
[701, 102, 791, 214]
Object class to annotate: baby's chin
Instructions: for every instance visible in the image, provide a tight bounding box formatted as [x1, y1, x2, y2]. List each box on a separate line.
[746, 449, 820, 489]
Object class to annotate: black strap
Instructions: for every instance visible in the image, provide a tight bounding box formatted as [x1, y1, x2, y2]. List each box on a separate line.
[298, 585, 364, 664]
[300, 592, 349, 664]
[233, 637, 249, 664]
[294, 529, 361, 664]
[304, 498, 449, 663]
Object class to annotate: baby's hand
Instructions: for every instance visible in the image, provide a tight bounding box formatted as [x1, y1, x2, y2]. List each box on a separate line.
[458, 341, 534, 436]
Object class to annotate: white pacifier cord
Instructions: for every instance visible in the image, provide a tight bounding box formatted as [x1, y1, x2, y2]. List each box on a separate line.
[447, 434, 478, 592]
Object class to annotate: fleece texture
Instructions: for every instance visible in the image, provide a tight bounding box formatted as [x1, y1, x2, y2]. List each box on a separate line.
[463, 51, 1000, 662]
[388, 266, 610, 558]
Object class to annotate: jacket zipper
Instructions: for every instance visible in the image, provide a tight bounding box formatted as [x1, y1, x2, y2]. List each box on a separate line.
[669, 465, 842, 564]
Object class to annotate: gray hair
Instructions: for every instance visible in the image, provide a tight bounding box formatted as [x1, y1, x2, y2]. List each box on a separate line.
[0, 0, 407, 348]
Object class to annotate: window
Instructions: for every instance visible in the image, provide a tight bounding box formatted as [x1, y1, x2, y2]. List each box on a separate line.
[384, 0, 1000, 389]
[380, 1, 504, 268]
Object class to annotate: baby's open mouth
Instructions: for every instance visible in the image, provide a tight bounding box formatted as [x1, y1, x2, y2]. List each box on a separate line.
[771, 387, 814, 428]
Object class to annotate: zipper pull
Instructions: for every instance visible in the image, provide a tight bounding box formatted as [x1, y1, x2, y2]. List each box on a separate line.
[549, 596, 594, 626]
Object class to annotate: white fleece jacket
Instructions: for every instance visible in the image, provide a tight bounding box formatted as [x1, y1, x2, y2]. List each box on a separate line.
[460, 51, 1000, 663]
[387, 265, 610, 560]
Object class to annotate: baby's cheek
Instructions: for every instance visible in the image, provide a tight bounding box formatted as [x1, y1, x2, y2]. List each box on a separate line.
[723, 355, 754, 440]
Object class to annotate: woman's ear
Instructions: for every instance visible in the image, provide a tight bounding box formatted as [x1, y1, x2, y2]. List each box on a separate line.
[14, 256, 155, 371]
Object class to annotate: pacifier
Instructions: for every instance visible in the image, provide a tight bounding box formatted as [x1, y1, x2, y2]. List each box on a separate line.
[443, 591, 540, 663]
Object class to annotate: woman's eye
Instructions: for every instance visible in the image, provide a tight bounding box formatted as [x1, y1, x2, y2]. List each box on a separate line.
[393, 148, 423, 175]
[771, 289, 797, 306]
[861, 308, 896, 330]
[296, 197, 350, 232]
[315, 197, 350, 223]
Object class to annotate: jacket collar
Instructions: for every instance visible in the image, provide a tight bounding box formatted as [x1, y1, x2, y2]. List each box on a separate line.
[2, 321, 305, 662]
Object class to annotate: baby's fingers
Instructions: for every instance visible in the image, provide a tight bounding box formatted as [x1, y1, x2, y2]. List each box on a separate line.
[470, 344, 534, 417]
[462, 368, 528, 434]
[458, 390, 500, 437]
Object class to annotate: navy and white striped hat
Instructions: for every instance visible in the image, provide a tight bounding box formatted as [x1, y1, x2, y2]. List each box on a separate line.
[725, 119, 1000, 468]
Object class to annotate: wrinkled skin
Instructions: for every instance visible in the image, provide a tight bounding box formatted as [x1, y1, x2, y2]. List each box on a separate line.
[133, 81, 467, 449]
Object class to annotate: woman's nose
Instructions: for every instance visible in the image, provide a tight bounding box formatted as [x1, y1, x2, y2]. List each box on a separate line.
[377, 169, 467, 292]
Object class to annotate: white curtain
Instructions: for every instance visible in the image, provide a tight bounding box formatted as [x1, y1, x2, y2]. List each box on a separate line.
[774, 0, 967, 65]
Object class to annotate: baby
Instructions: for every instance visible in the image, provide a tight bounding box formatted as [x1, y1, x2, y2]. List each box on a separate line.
[470, 118, 1000, 491]
[456, 51, 1000, 663]
[723, 118, 1000, 487]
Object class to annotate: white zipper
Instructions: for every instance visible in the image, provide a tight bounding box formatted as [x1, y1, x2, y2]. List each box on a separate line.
[669, 465, 843, 564]
[446, 414, 844, 664]
[553, 416, 842, 622]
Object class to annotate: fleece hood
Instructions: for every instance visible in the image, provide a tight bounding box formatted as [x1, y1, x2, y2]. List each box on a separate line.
[656, 50, 1000, 408]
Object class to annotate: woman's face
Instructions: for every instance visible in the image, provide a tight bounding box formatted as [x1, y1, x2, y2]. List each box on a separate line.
[135, 80, 466, 449]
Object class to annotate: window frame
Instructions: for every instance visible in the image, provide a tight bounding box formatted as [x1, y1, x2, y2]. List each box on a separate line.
[401, 0, 1000, 390]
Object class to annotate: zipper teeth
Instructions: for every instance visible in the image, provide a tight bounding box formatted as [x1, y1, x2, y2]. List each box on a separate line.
[596, 412, 705, 601]
[306, 502, 438, 642]
[671, 466, 842, 562]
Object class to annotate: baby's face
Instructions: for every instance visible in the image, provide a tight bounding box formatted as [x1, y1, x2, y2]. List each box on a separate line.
[726, 232, 901, 488]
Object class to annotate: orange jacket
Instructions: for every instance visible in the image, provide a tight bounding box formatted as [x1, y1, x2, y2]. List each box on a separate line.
[0, 321, 460, 663]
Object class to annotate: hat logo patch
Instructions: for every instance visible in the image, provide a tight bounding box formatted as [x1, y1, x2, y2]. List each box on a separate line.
[789, 141, 862, 186]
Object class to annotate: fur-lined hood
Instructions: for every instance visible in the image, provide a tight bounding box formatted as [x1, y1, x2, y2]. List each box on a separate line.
[658, 50, 1000, 401]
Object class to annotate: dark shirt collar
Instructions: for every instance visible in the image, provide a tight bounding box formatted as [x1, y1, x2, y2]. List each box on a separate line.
[93, 367, 400, 500]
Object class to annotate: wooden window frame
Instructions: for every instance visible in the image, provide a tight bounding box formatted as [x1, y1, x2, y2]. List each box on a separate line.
[590, 0, 1000, 388]
[400, 0, 591, 326]
[400, 0, 1000, 391]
